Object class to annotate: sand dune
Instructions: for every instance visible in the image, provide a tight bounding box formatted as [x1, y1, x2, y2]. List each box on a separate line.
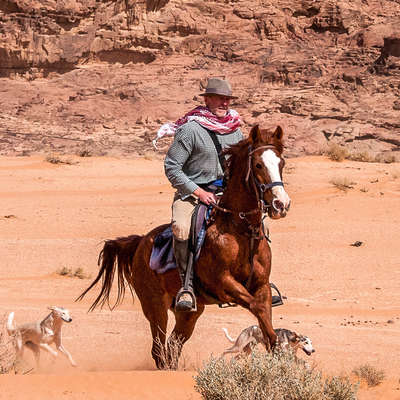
[0, 155, 399, 399]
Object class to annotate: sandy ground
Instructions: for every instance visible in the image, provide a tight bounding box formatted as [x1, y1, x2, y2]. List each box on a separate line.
[0, 154, 399, 399]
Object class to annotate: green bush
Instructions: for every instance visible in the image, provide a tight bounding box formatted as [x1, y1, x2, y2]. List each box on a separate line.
[195, 350, 358, 400]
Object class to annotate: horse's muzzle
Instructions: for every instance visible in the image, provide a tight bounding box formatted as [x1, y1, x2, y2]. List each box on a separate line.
[270, 198, 290, 218]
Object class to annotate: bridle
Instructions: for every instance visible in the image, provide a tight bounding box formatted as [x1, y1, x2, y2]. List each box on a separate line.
[245, 144, 285, 215]
[211, 143, 285, 292]
[212, 144, 285, 222]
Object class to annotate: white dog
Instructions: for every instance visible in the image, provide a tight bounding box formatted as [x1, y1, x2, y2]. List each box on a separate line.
[6, 306, 77, 368]
[222, 326, 315, 358]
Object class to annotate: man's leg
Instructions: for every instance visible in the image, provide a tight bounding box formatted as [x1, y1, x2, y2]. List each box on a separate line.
[171, 194, 197, 312]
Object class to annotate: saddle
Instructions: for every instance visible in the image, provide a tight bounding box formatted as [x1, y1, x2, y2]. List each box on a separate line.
[149, 202, 209, 274]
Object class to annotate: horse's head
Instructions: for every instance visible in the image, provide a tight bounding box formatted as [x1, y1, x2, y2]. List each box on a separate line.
[247, 125, 291, 219]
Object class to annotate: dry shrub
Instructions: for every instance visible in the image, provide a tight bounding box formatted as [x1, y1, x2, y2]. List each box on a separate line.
[78, 149, 92, 157]
[330, 177, 356, 191]
[326, 144, 349, 162]
[57, 267, 89, 279]
[374, 153, 396, 164]
[195, 350, 358, 400]
[143, 151, 154, 161]
[346, 152, 397, 164]
[73, 267, 89, 279]
[0, 314, 17, 374]
[347, 151, 375, 163]
[353, 364, 385, 387]
[45, 154, 77, 165]
[153, 333, 185, 370]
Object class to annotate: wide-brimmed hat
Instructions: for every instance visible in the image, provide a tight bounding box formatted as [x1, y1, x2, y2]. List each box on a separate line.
[199, 78, 238, 99]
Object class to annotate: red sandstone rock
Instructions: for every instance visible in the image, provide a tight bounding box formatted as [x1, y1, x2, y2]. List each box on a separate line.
[0, 0, 399, 158]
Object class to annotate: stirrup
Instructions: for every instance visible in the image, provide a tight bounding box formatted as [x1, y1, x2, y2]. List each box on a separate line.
[270, 282, 284, 307]
[175, 288, 197, 312]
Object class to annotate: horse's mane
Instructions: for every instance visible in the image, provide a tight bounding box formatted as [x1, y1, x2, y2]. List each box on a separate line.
[223, 136, 250, 182]
[223, 128, 284, 183]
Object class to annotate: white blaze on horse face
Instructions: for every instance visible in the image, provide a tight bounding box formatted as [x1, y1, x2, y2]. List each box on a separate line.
[261, 150, 291, 210]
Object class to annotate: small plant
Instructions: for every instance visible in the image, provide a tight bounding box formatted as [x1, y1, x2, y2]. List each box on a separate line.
[330, 177, 356, 191]
[143, 152, 154, 161]
[359, 187, 368, 193]
[195, 350, 358, 400]
[73, 267, 89, 279]
[57, 267, 89, 279]
[153, 333, 185, 370]
[78, 149, 92, 157]
[347, 151, 375, 163]
[375, 153, 396, 164]
[45, 155, 77, 165]
[326, 144, 349, 162]
[353, 364, 385, 387]
[0, 315, 17, 374]
[57, 266, 73, 276]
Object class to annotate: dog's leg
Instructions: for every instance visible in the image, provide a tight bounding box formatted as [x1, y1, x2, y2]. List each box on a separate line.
[39, 343, 58, 358]
[222, 347, 240, 357]
[25, 342, 41, 368]
[57, 344, 77, 367]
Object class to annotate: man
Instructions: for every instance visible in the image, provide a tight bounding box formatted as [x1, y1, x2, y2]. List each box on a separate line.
[164, 77, 243, 312]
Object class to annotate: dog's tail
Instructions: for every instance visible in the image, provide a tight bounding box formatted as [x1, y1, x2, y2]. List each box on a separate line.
[6, 312, 16, 335]
[222, 327, 235, 343]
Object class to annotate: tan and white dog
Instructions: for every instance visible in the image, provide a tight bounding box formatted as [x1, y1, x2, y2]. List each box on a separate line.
[222, 325, 315, 358]
[6, 306, 77, 368]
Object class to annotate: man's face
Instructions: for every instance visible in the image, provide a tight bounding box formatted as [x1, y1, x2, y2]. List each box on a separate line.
[205, 95, 231, 118]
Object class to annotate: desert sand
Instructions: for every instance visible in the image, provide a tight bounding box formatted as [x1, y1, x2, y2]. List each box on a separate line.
[0, 154, 399, 399]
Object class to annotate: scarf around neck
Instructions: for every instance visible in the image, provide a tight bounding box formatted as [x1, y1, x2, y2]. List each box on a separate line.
[153, 106, 241, 149]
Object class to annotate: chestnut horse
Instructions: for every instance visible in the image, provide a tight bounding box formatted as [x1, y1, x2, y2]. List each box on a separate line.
[77, 125, 291, 369]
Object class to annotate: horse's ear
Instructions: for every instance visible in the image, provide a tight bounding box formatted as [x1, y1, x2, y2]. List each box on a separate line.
[273, 126, 284, 141]
[250, 125, 261, 143]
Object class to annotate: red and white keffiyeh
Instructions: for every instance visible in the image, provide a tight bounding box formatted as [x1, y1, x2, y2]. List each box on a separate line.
[152, 106, 241, 149]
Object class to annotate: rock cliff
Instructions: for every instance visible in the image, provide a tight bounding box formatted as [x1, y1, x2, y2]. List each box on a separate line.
[0, 0, 399, 158]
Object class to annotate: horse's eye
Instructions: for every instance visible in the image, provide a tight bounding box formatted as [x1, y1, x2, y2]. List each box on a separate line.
[255, 163, 262, 169]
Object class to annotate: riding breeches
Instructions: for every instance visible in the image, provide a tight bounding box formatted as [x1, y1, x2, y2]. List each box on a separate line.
[171, 192, 197, 241]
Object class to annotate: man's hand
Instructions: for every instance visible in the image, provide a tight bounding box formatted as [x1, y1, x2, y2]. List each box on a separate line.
[193, 187, 217, 205]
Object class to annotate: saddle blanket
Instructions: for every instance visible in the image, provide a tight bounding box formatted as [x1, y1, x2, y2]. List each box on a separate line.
[149, 225, 177, 274]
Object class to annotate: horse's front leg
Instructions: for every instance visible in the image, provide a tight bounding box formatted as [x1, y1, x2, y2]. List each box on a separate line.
[252, 284, 276, 351]
[219, 275, 276, 350]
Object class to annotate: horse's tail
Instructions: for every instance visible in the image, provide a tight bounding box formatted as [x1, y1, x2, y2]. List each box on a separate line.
[76, 235, 143, 312]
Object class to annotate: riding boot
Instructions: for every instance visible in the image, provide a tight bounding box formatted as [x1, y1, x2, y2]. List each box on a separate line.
[173, 238, 196, 312]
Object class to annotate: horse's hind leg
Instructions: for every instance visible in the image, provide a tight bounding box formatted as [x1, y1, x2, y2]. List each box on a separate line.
[141, 296, 170, 369]
[168, 303, 205, 369]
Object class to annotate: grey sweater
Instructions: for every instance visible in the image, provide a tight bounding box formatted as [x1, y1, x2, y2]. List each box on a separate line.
[164, 121, 243, 199]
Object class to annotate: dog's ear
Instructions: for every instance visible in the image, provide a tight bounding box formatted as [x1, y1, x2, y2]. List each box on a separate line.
[289, 332, 300, 343]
